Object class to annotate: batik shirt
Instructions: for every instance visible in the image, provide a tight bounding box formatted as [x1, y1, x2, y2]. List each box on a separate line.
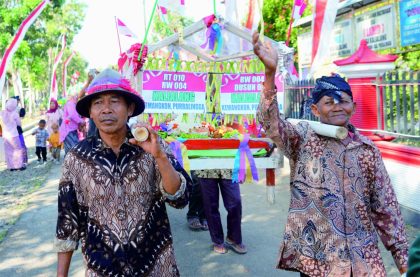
[54, 132, 191, 277]
[257, 92, 408, 277]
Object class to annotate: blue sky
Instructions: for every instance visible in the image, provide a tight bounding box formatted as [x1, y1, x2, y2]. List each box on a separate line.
[73, 0, 217, 69]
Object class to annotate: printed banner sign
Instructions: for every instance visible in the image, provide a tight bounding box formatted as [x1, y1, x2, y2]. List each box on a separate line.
[142, 70, 207, 113]
[220, 73, 284, 114]
[355, 5, 396, 50]
[399, 0, 420, 47]
[329, 19, 353, 58]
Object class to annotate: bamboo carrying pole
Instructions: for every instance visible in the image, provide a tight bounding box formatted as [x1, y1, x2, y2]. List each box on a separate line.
[287, 118, 349, 139]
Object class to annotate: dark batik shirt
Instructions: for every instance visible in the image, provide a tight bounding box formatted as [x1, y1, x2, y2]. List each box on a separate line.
[53, 132, 191, 277]
[257, 92, 408, 277]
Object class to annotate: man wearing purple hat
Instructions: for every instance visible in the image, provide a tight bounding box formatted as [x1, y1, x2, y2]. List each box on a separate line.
[54, 69, 192, 276]
[252, 32, 408, 276]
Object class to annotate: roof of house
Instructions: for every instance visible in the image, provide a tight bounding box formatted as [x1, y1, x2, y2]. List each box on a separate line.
[334, 39, 398, 65]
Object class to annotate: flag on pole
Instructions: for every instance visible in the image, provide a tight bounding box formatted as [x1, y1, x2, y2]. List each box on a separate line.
[116, 18, 137, 38]
[286, 0, 307, 46]
[50, 34, 66, 100]
[62, 51, 76, 97]
[0, 0, 50, 96]
[309, 0, 339, 77]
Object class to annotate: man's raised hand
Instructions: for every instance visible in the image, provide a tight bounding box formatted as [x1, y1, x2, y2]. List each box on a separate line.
[252, 31, 278, 75]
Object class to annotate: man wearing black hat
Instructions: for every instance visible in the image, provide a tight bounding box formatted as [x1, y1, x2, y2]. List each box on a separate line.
[253, 32, 408, 276]
[54, 69, 192, 276]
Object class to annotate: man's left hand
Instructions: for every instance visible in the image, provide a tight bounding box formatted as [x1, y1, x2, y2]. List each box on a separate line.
[129, 123, 166, 160]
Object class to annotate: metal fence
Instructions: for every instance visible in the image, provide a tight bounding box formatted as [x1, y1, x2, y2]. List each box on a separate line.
[380, 71, 420, 136]
[285, 71, 420, 138]
[284, 79, 317, 121]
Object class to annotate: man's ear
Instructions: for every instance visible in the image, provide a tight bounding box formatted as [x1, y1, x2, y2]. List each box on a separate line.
[127, 103, 135, 117]
[351, 101, 357, 116]
[311, 103, 321, 118]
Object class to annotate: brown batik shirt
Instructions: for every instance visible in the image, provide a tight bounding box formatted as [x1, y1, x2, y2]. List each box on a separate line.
[257, 92, 408, 277]
[53, 132, 191, 277]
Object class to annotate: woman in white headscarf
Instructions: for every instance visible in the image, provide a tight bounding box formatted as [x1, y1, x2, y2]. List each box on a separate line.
[1, 98, 26, 170]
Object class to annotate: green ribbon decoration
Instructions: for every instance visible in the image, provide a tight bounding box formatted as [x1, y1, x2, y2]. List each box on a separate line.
[138, 0, 159, 61]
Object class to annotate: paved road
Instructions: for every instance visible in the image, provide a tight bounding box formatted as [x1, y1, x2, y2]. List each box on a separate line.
[0, 163, 415, 276]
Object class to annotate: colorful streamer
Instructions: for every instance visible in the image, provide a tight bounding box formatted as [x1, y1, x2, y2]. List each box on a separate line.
[166, 137, 190, 175]
[0, 0, 50, 96]
[232, 134, 259, 183]
[200, 15, 223, 55]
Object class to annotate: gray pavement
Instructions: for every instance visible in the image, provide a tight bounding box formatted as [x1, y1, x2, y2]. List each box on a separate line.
[0, 162, 415, 276]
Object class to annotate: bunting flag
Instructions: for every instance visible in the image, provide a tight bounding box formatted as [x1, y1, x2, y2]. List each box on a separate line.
[292, 0, 307, 20]
[116, 18, 137, 38]
[310, 0, 339, 76]
[158, 0, 185, 15]
[0, 0, 50, 96]
[49, 34, 66, 100]
[158, 5, 169, 24]
[62, 51, 76, 97]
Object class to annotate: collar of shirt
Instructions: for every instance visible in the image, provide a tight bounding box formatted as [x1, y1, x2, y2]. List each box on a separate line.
[91, 126, 137, 153]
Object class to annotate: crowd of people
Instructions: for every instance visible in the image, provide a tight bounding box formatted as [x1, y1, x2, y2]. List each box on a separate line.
[0, 72, 95, 170]
[0, 35, 418, 277]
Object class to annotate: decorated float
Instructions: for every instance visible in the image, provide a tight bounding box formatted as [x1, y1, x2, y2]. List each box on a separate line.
[119, 15, 296, 203]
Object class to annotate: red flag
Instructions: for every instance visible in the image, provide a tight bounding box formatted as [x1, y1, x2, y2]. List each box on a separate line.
[292, 0, 307, 20]
[62, 51, 76, 97]
[50, 34, 66, 100]
[116, 18, 137, 38]
[286, 0, 307, 46]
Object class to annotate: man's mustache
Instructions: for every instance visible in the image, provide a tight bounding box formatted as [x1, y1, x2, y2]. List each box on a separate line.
[99, 116, 117, 122]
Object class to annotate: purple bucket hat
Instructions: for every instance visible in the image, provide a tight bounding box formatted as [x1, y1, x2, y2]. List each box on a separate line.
[76, 68, 145, 118]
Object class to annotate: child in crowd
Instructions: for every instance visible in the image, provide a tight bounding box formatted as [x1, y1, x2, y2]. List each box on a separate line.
[47, 123, 63, 164]
[32, 119, 49, 164]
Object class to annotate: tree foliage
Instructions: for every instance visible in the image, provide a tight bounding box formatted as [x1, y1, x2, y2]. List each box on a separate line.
[0, 0, 88, 110]
[150, 10, 194, 44]
[261, 0, 311, 50]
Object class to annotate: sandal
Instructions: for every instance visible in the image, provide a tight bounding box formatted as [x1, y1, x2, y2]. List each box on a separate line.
[213, 244, 228, 254]
[225, 237, 247, 254]
[200, 219, 209, 231]
[187, 217, 203, 231]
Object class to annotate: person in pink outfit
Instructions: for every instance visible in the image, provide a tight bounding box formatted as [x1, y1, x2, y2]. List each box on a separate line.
[59, 94, 85, 154]
[1, 98, 26, 171]
[45, 98, 63, 134]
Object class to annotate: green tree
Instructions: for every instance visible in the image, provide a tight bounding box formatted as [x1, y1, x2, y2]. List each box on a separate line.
[262, 0, 311, 50]
[0, 0, 88, 113]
